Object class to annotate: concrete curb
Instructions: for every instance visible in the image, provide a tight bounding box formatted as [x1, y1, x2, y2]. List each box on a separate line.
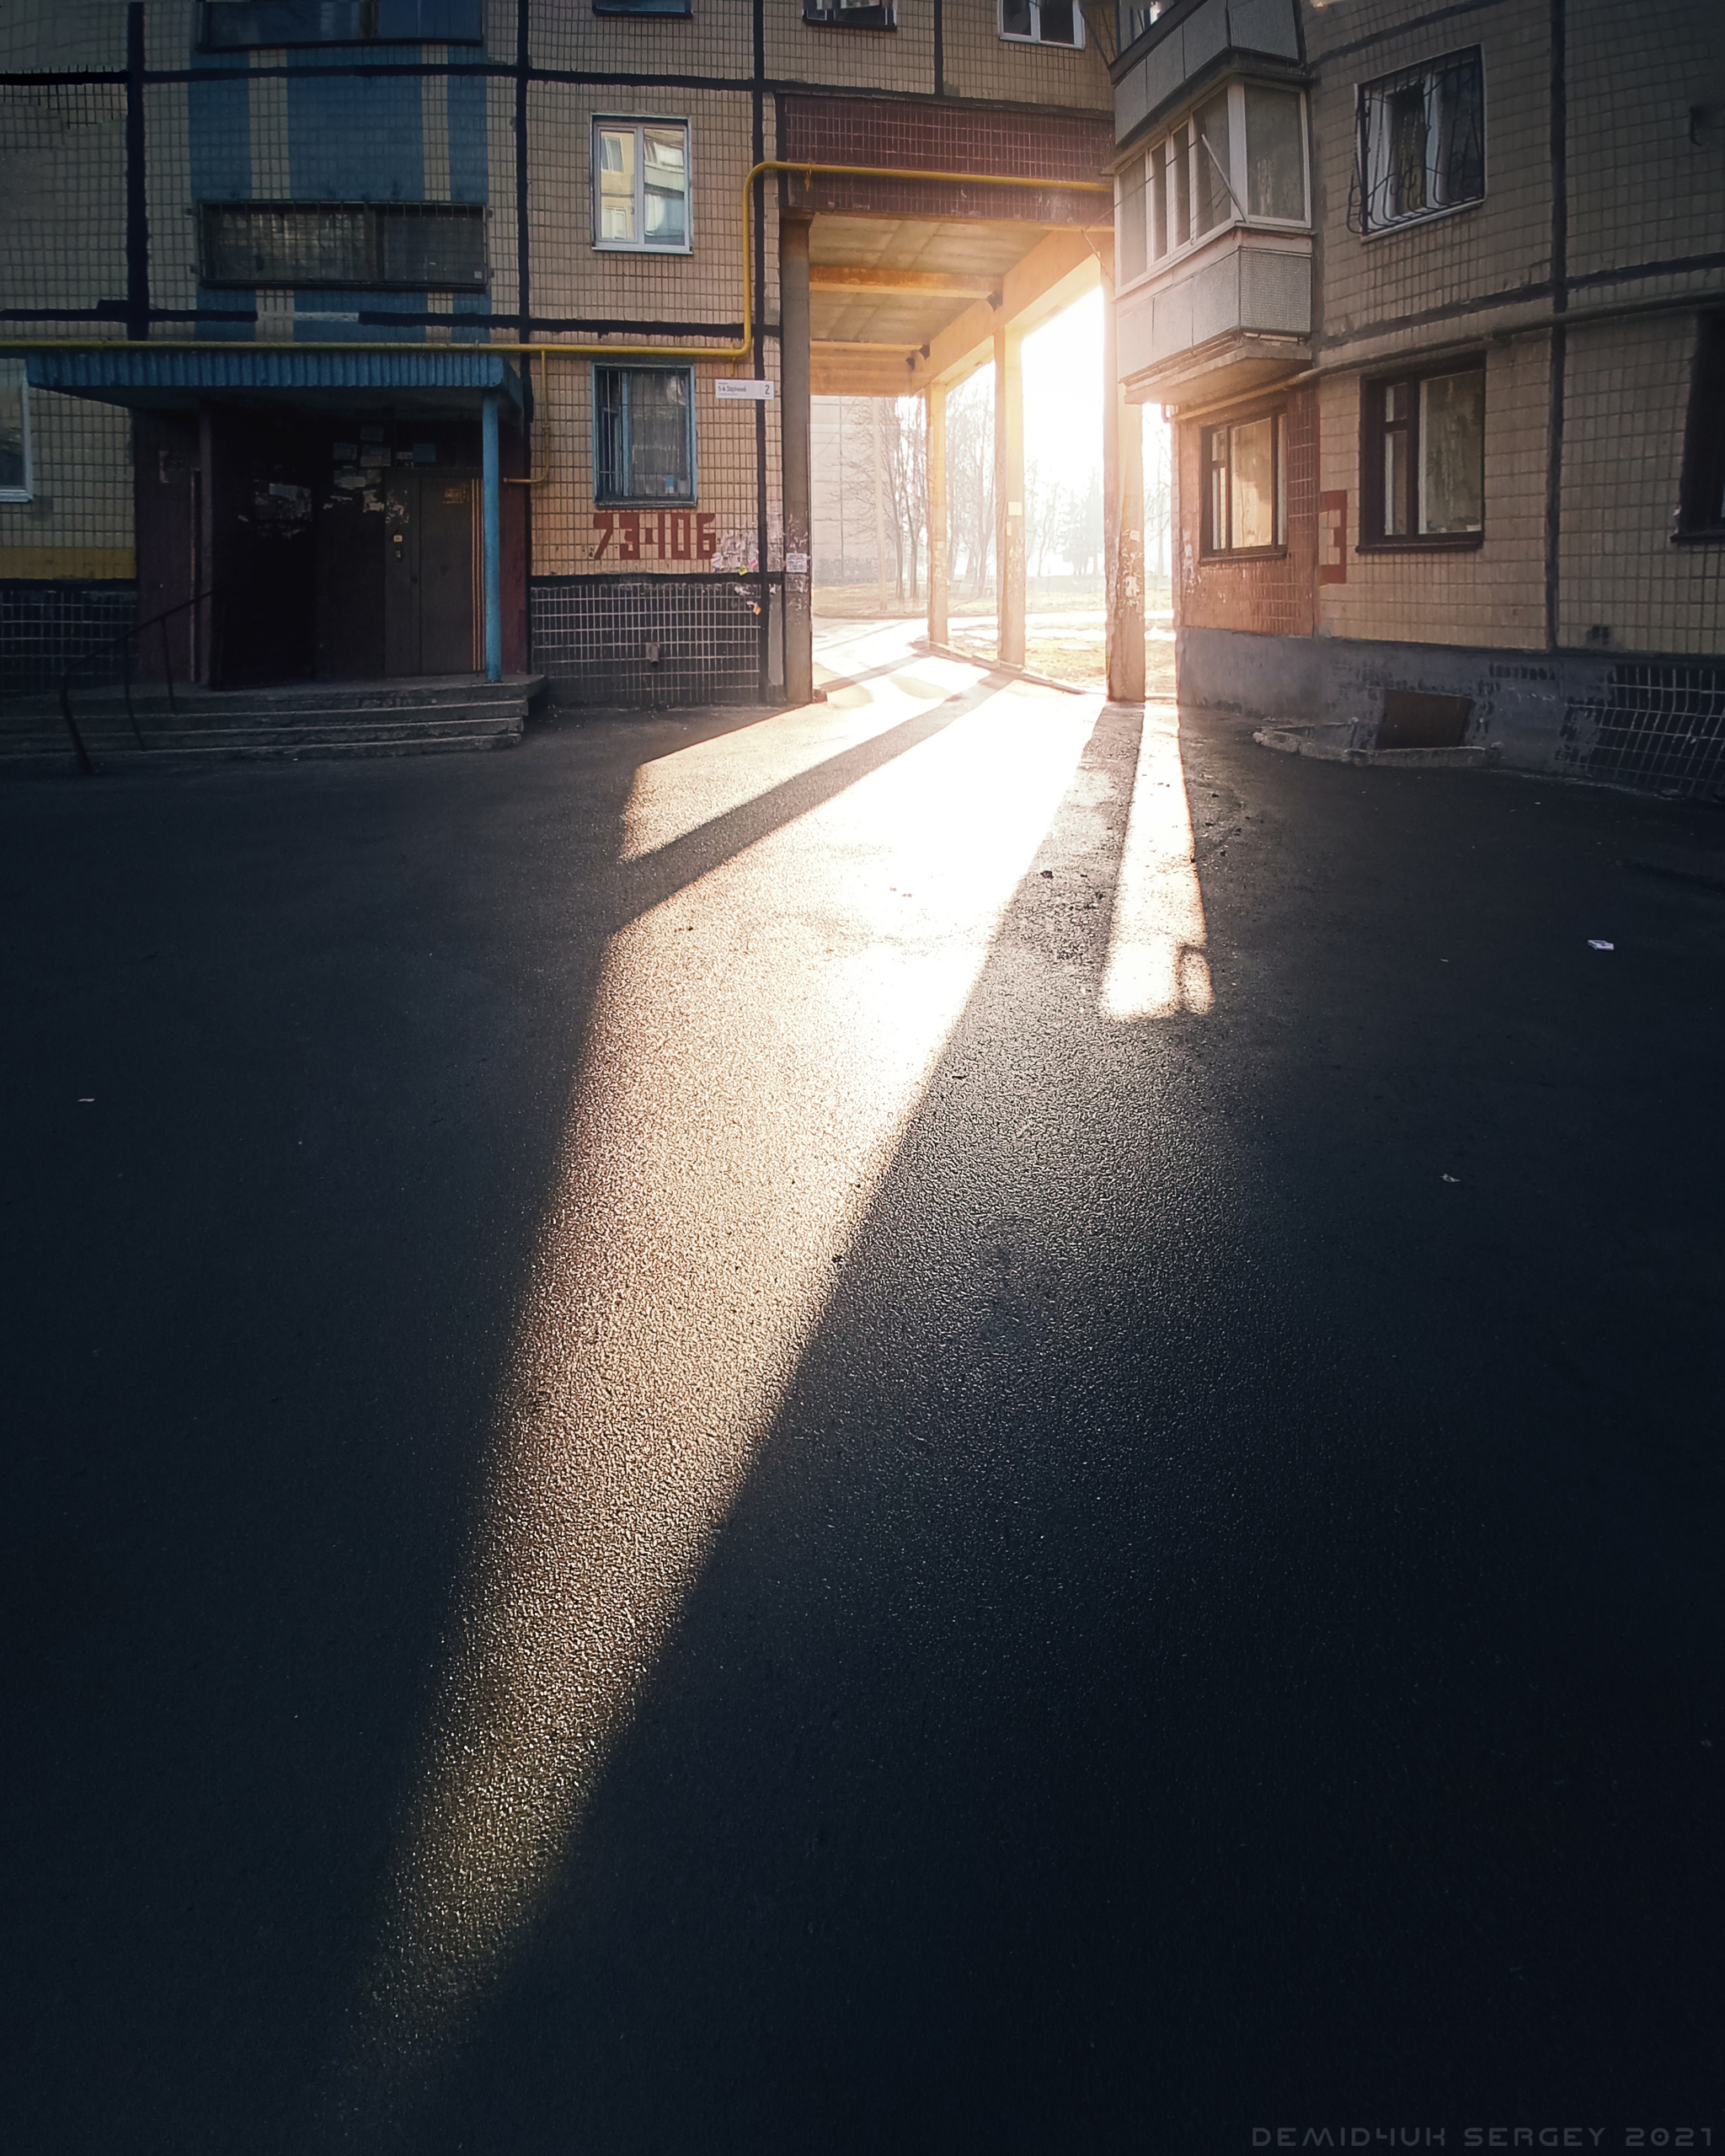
[1254, 725, 1502, 771]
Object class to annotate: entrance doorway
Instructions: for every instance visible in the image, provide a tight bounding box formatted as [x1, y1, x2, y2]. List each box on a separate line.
[155, 407, 486, 687]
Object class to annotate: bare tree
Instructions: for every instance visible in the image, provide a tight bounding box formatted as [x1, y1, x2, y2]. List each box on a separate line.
[944, 370, 994, 597]
[878, 395, 927, 606]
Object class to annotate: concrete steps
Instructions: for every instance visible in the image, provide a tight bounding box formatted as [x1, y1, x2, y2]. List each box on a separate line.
[0, 675, 541, 773]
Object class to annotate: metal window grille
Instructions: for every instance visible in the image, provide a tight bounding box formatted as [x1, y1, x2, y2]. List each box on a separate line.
[198, 202, 488, 291]
[199, 0, 484, 48]
[1354, 49, 1484, 234]
[1563, 664, 1725, 799]
[594, 368, 696, 506]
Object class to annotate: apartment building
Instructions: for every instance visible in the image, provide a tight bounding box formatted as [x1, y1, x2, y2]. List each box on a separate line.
[0, 1, 1119, 713]
[1110, 0, 1725, 792]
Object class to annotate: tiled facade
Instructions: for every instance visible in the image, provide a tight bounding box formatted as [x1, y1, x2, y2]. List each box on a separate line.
[1123, 0, 1725, 792]
[1, 2, 1108, 705]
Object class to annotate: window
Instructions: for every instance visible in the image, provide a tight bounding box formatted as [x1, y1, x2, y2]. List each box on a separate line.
[1119, 6, 1165, 45]
[1357, 49, 1484, 233]
[1202, 410, 1285, 555]
[804, 1, 896, 23]
[594, 120, 691, 253]
[199, 202, 487, 289]
[0, 361, 32, 502]
[1119, 80, 1306, 285]
[199, 0, 483, 47]
[1000, 1, 1081, 47]
[1362, 362, 1484, 545]
[594, 367, 696, 503]
[1677, 317, 1725, 541]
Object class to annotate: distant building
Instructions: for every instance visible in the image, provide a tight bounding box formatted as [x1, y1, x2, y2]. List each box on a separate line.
[1110, 0, 1725, 792]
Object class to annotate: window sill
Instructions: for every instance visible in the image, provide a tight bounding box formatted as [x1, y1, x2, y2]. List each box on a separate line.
[1359, 197, 1483, 242]
[592, 242, 694, 256]
[998, 35, 1083, 50]
[1355, 534, 1483, 554]
[1670, 528, 1725, 545]
[1200, 546, 1287, 563]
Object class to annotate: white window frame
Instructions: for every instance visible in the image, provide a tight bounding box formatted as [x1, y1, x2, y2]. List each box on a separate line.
[1356, 47, 1487, 238]
[1115, 78, 1310, 292]
[0, 361, 33, 504]
[591, 116, 693, 256]
[998, 2, 1085, 49]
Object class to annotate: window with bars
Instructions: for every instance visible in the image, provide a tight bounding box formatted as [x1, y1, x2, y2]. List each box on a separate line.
[1000, 2, 1082, 47]
[199, 0, 483, 47]
[198, 202, 488, 290]
[1356, 49, 1485, 233]
[1117, 80, 1306, 285]
[1361, 362, 1484, 545]
[0, 363, 31, 501]
[1202, 409, 1285, 555]
[594, 367, 697, 504]
[594, 120, 692, 253]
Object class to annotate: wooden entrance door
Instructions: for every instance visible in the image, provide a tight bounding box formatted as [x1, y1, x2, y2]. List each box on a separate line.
[317, 457, 479, 682]
[384, 469, 479, 678]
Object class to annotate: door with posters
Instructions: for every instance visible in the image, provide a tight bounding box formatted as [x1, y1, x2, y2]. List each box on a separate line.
[316, 421, 480, 680]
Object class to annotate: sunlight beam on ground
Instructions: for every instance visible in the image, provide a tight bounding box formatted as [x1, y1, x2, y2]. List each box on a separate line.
[337, 664, 1102, 2132]
[1098, 703, 1215, 1022]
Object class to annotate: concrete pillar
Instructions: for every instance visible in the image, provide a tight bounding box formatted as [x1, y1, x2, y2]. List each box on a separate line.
[993, 320, 1025, 669]
[780, 211, 814, 707]
[1102, 295, 1145, 703]
[482, 391, 503, 683]
[927, 382, 948, 650]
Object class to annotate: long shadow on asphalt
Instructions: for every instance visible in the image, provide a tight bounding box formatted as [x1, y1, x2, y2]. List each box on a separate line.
[5, 687, 1722, 2153]
[0, 681, 996, 2156]
[405, 714, 1725, 2149]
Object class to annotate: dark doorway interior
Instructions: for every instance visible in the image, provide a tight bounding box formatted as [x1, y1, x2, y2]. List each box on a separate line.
[181, 406, 483, 688]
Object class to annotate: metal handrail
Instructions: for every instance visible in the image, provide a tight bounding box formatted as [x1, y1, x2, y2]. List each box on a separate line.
[58, 586, 215, 776]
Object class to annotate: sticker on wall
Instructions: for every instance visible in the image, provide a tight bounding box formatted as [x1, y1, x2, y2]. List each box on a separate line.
[1319, 490, 1348, 585]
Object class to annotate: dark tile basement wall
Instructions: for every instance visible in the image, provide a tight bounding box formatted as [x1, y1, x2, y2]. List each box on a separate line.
[0, 581, 136, 698]
[532, 573, 781, 709]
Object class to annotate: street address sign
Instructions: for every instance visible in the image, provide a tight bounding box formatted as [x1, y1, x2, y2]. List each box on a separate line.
[715, 378, 775, 401]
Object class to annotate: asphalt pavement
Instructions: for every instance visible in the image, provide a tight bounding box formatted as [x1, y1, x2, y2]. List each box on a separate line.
[4, 621, 1722, 2153]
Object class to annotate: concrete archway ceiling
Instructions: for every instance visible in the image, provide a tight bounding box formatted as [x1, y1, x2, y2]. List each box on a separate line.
[808, 215, 1054, 350]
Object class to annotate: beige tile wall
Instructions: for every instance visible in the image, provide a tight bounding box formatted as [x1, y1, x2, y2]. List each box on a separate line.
[1560, 313, 1725, 656]
[1311, 3, 1553, 360]
[943, 0, 1112, 109]
[766, 8, 937, 93]
[1567, 0, 1725, 301]
[1316, 332, 1550, 648]
[0, 390, 135, 565]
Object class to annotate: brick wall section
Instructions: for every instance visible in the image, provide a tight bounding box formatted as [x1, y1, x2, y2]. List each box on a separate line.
[1317, 335, 1549, 650]
[781, 98, 1111, 223]
[941, 0, 1114, 110]
[1561, 315, 1725, 658]
[1308, 0, 1554, 361]
[1176, 385, 1317, 637]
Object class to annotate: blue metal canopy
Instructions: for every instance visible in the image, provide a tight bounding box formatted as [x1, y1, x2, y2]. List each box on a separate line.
[26, 348, 524, 409]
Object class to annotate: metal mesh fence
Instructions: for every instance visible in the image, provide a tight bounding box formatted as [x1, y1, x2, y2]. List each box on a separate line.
[1562, 662, 1725, 799]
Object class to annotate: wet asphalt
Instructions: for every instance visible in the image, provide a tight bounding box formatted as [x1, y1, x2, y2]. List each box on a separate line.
[3, 624, 1722, 2153]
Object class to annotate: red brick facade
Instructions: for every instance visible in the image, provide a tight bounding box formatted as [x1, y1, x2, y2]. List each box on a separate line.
[781, 98, 1110, 225]
[1175, 385, 1318, 639]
